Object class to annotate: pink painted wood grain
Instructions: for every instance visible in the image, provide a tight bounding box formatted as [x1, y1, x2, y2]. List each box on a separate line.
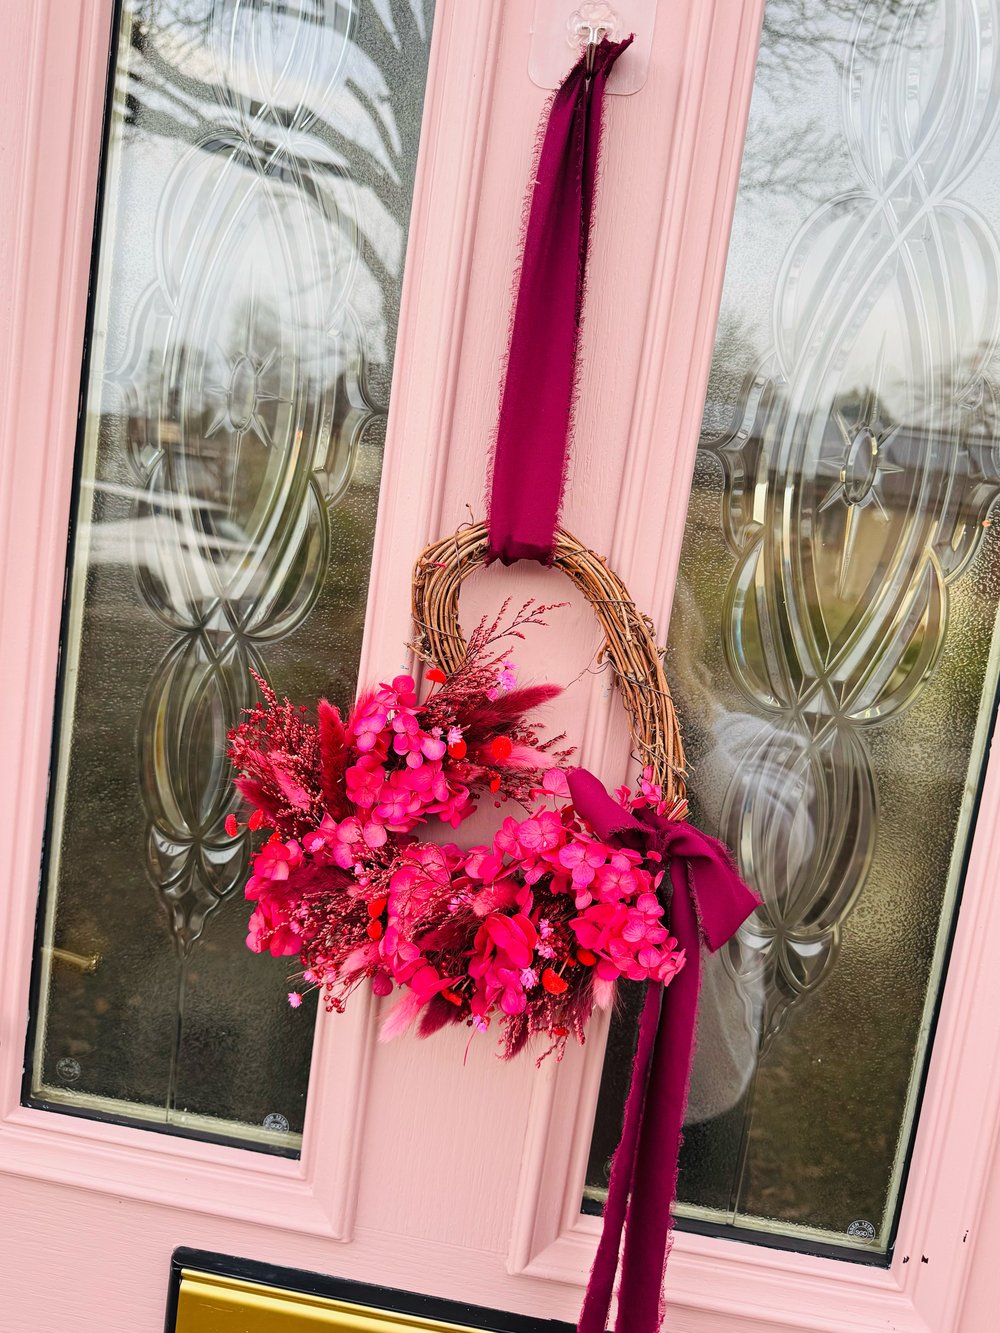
[1, 1, 1000, 1331]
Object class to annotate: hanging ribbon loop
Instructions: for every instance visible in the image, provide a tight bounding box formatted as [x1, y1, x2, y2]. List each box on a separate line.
[486, 36, 633, 566]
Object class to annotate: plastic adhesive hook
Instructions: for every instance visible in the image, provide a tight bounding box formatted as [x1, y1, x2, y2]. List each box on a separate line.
[572, 2, 620, 76]
[528, 0, 658, 94]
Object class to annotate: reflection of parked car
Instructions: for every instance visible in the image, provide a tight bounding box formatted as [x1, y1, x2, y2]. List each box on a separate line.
[83, 481, 264, 611]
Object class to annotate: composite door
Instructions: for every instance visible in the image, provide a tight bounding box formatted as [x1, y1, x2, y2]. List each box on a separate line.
[3, 2, 1000, 1331]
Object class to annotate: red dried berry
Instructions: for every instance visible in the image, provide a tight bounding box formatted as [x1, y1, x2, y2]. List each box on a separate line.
[542, 968, 569, 995]
[367, 919, 384, 941]
[447, 740, 467, 759]
[224, 814, 239, 838]
[576, 948, 597, 966]
[367, 896, 388, 918]
[426, 668, 447, 684]
[248, 809, 266, 831]
[489, 735, 514, 761]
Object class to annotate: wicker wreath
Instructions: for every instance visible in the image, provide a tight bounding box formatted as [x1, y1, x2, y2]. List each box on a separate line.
[411, 521, 686, 806]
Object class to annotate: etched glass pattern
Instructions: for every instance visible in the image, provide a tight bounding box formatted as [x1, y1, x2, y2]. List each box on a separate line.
[30, 0, 435, 1149]
[587, 0, 1000, 1253]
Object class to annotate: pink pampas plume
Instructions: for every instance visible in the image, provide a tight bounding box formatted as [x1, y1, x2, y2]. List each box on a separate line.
[318, 699, 351, 818]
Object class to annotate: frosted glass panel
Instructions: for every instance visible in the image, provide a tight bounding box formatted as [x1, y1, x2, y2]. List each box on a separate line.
[29, 0, 435, 1149]
[587, 0, 1000, 1254]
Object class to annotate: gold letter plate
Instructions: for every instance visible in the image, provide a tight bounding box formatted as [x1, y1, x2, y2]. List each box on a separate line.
[175, 1269, 487, 1332]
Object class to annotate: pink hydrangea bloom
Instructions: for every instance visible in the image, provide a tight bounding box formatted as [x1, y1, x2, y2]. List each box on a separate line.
[346, 754, 385, 808]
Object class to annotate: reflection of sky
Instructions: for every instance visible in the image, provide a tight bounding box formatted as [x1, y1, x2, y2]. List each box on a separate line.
[96, 0, 431, 413]
[709, 0, 1000, 429]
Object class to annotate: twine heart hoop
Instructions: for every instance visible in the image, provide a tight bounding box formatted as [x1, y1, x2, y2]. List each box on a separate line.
[411, 521, 686, 805]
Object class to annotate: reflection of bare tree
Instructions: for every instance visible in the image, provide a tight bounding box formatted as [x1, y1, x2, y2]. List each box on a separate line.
[760, 0, 927, 76]
[743, 0, 935, 203]
[122, 0, 430, 368]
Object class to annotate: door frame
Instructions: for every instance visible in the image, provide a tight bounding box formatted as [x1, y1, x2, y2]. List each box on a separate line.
[1, 2, 999, 1331]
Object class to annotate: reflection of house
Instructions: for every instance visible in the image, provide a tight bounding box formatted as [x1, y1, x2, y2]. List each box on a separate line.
[125, 400, 240, 514]
[815, 411, 997, 597]
[710, 384, 1000, 610]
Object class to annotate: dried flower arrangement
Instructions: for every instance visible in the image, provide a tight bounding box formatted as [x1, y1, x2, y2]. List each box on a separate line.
[228, 599, 687, 1063]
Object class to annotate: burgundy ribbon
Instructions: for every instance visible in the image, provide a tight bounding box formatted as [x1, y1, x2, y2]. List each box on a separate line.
[486, 36, 633, 565]
[482, 40, 758, 1331]
[568, 768, 760, 1333]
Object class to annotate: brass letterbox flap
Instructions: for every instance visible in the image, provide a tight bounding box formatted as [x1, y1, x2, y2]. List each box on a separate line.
[175, 1269, 488, 1332]
[166, 1249, 575, 1333]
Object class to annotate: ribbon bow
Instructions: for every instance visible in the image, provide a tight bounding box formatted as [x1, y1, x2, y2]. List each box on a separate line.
[568, 768, 760, 1333]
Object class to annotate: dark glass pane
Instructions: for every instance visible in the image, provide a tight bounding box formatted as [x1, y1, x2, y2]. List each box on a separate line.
[587, 0, 1000, 1254]
[31, 0, 435, 1150]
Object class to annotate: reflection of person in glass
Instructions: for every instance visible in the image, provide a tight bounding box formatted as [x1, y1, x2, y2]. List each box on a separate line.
[668, 576, 772, 1126]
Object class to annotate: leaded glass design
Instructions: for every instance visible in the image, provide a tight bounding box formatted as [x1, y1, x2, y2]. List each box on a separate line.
[30, 0, 435, 1150]
[587, 0, 1000, 1254]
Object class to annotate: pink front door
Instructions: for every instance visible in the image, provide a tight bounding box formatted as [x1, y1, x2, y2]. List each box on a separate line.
[4, 2, 1000, 1331]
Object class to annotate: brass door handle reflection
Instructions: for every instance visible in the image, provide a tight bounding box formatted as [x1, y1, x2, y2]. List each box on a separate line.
[47, 947, 101, 973]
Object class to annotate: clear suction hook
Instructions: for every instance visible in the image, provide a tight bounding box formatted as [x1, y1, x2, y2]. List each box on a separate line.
[530, 0, 652, 96]
[568, 3, 621, 75]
